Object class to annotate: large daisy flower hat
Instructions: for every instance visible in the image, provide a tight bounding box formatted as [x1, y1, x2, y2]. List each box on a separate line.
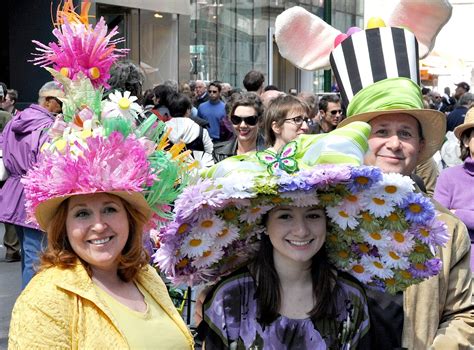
[154, 122, 449, 294]
[22, 1, 191, 230]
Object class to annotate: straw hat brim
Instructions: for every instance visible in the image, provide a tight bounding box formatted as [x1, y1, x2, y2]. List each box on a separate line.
[35, 191, 152, 231]
[338, 108, 446, 163]
[454, 108, 474, 139]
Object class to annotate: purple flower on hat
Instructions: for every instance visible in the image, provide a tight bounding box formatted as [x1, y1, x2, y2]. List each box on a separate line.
[408, 258, 441, 279]
[305, 165, 352, 188]
[401, 193, 435, 224]
[276, 170, 313, 192]
[174, 179, 225, 221]
[348, 167, 383, 193]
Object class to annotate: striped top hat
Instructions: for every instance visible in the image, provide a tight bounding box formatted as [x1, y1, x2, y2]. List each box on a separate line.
[275, 1, 452, 163]
[330, 27, 420, 108]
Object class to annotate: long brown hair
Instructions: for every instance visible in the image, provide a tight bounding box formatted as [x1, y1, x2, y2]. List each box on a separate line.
[251, 228, 338, 325]
[39, 195, 149, 282]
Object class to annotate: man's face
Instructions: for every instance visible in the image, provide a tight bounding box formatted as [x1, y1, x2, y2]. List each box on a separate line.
[322, 102, 343, 128]
[208, 85, 221, 102]
[454, 86, 466, 99]
[2, 94, 14, 110]
[365, 113, 424, 176]
[44, 96, 63, 114]
[195, 82, 207, 97]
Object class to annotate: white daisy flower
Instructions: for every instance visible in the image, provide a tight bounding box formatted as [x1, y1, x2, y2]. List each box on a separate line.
[361, 194, 395, 218]
[361, 229, 390, 248]
[240, 205, 273, 223]
[215, 173, 255, 199]
[181, 233, 213, 258]
[280, 190, 320, 207]
[102, 90, 143, 121]
[190, 215, 225, 238]
[390, 230, 415, 253]
[374, 173, 415, 204]
[340, 193, 363, 214]
[348, 260, 373, 283]
[189, 151, 215, 170]
[361, 255, 394, 279]
[192, 246, 225, 269]
[379, 248, 410, 270]
[214, 224, 240, 248]
[326, 206, 360, 230]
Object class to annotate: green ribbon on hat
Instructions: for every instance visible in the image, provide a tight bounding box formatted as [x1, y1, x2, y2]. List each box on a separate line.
[202, 121, 371, 179]
[347, 77, 423, 117]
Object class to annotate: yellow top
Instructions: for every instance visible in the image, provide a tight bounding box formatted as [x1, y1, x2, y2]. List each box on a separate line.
[9, 263, 194, 349]
[95, 282, 190, 349]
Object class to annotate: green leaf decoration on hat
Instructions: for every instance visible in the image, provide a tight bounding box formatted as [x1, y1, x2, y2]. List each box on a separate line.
[256, 141, 299, 174]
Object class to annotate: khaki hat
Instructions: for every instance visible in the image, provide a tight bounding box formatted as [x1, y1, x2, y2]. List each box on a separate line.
[454, 108, 474, 140]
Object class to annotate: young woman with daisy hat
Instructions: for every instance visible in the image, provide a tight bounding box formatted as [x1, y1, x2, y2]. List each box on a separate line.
[154, 122, 449, 349]
[8, 2, 193, 348]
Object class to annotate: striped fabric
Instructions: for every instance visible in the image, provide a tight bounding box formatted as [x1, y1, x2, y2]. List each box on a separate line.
[330, 27, 420, 107]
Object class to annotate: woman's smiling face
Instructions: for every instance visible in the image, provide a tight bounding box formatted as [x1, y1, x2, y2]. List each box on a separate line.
[266, 205, 326, 266]
[66, 193, 130, 273]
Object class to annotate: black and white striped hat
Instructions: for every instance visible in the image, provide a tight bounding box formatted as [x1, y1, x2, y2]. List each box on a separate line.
[330, 27, 420, 108]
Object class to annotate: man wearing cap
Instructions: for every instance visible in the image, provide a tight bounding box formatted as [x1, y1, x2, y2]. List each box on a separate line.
[454, 82, 471, 102]
[447, 92, 474, 132]
[333, 31, 474, 350]
[0, 81, 64, 288]
[274, 4, 473, 348]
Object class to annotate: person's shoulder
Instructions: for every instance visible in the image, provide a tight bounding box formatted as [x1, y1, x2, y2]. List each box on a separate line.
[15, 267, 70, 308]
[205, 266, 254, 303]
[335, 270, 368, 300]
[439, 163, 464, 178]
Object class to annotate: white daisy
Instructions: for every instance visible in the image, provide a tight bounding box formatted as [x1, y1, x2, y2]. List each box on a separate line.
[102, 90, 143, 121]
[374, 173, 414, 204]
[390, 230, 415, 253]
[340, 193, 363, 215]
[214, 224, 240, 248]
[192, 246, 225, 269]
[326, 206, 360, 230]
[181, 233, 213, 258]
[361, 255, 394, 279]
[348, 260, 373, 283]
[379, 248, 410, 269]
[361, 229, 390, 248]
[215, 173, 255, 199]
[189, 151, 215, 170]
[239, 205, 273, 223]
[361, 194, 395, 218]
[280, 190, 320, 207]
[190, 215, 225, 238]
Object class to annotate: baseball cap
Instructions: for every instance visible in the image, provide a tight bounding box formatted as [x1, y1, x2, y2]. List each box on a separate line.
[455, 82, 470, 92]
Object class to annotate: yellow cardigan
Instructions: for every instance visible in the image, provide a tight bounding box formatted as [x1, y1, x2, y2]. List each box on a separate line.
[9, 263, 194, 349]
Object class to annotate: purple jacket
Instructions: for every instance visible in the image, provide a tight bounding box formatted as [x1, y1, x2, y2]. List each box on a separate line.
[434, 157, 474, 241]
[0, 104, 54, 228]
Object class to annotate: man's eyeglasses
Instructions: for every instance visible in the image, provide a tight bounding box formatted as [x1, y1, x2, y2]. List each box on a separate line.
[284, 116, 310, 126]
[329, 109, 343, 115]
[208, 89, 219, 94]
[46, 96, 63, 108]
[230, 115, 259, 126]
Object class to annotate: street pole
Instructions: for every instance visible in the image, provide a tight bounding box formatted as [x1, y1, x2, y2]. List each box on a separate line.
[323, 0, 332, 92]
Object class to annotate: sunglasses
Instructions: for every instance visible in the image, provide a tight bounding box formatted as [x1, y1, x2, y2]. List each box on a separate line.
[208, 90, 219, 94]
[329, 109, 343, 115]
[230, 114, 259, 126]
[46, 96, 63, 107]
[284, 116, 310, 126]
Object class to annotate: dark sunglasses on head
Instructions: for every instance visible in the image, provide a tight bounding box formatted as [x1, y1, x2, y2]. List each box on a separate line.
[46, 96, 63, 107]
[230, 114, 259, 126]
[329, 109, 343, 115]
[284, 115, 310, 126]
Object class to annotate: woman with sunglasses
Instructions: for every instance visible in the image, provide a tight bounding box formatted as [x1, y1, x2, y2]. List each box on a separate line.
[212, 92, 265, 163]
[263, 94, 310, 152]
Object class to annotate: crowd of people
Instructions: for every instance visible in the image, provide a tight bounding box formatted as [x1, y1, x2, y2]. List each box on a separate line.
[0, 1, 473, 349]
